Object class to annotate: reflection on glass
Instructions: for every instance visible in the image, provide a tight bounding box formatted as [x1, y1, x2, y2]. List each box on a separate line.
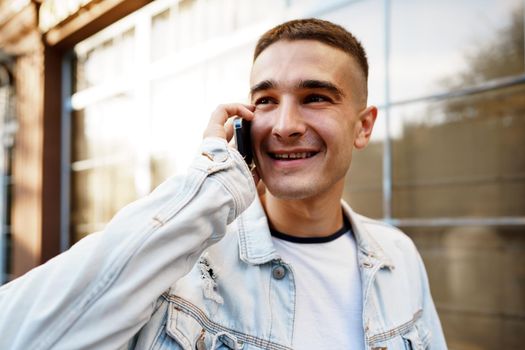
[234, 0, 286, 28]
[75, 29, 135, 92]
[405, 225, 525, 349]
[71, 94, 138, 243]
[174, 0, 201, 51]
[391, 84, 525, 218]
[203, 0, 234, 39]
[390, 0, 524, 101]
[151, 9, 171, 62]
[202, 45, 253, 105]
[72, 96, 136, 162]
[149, 66, 207, 180]
[71, 164, 137, 242]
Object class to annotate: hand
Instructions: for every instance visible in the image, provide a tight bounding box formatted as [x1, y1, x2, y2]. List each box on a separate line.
[203, 104, 261, 185]
[203, 103, 255, 141]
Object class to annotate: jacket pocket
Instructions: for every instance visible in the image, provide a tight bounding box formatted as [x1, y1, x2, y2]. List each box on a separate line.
[165, 304, 241, 350]
[165, 304, 203, 350]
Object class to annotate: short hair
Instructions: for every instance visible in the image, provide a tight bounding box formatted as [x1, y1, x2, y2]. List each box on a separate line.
[253, 18, 369, 79]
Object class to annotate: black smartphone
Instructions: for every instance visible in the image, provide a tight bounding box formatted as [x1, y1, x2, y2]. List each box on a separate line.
[233, 118, 253, 166]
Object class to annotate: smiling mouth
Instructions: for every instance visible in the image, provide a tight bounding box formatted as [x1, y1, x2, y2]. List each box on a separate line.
[269, 152, 317, 160]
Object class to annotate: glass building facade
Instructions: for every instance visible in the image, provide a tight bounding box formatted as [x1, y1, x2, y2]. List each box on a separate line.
[69, 0, 525, 348]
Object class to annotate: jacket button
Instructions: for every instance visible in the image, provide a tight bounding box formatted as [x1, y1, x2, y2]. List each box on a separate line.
[196, 337, 207, 350]
[272, 265, 286, 280]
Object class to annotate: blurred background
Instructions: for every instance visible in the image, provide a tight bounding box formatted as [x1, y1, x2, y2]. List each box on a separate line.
[0, 0, 523, 348]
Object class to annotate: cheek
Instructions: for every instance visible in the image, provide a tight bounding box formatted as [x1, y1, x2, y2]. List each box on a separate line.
[309, 116, 354, 148]
[251, 110, 277, 138]
[250, 116, 271, 155]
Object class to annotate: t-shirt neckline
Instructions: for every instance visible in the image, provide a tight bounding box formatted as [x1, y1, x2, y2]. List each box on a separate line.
[270, 215, 351, 244]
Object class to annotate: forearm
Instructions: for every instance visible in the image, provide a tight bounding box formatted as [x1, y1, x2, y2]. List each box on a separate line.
[0, 138, 256, 350]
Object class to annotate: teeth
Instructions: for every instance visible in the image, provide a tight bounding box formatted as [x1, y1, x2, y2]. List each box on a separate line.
[273, 152, 313, 159]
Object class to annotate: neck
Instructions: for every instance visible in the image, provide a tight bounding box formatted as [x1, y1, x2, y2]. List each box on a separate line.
[261, 181, 344, 238]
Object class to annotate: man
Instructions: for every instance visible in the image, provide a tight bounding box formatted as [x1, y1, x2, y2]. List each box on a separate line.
[0, 19, 446, 349]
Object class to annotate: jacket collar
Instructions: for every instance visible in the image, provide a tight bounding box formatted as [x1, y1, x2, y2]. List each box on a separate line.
[236, 198, 395, 270]
[341, 201, 395, 270]
[236, 197, 280, 265]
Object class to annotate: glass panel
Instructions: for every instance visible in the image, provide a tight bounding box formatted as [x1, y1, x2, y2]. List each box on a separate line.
[390, 0, 524, 101]
[171, 0, 286, 52]
[149, 66, 206, 183]
[319, 0, 386, 106]
[71, 164, 137, 242]
[173, 0, 204, 51]
[75, 29, 135, 92]
[204, 0, 236, 39]
[406, 225, 525, 349]
[151, 9, 172, 62]
[391, 84, 525, 218]
[234, 0, 286, 29]
[72, 95, 136, 162]
[203, 44, 253, 105]
[71, 93, 139, 244]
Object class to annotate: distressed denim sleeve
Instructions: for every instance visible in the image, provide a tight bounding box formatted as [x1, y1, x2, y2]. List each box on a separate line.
[417, 252, 448, 349]
[0, 137, 256, 350]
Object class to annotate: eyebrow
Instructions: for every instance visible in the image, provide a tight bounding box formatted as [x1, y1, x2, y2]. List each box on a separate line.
[250, 79, 345, 99]
[250, 80, 275, 96]
[299, 79, 345, 99]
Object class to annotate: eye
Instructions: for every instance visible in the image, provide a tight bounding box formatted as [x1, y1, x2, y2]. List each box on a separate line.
[304, 94, 332, 104]
[254, 97, 275, 105]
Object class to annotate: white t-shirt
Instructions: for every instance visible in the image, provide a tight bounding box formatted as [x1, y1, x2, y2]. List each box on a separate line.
[270, 221, 364, 349]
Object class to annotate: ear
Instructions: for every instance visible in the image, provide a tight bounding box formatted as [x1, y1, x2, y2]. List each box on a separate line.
[353, 106, 378, 149]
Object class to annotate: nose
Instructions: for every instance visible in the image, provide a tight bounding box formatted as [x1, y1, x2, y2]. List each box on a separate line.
[271, 99, 306, 141]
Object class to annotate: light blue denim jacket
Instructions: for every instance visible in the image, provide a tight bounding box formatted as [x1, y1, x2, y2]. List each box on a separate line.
[0, 138, 446, 350]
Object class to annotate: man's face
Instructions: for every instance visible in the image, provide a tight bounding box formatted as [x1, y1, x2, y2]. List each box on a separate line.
[249, 39, 376, 200]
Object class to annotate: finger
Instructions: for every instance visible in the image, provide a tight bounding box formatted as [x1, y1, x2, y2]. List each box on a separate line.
[244, 104, 256, 112]
[225, 118, 234, 142]
[218, 104, 254, 120]
[203, 104, 254, 139]
[225, 105, 255, 142]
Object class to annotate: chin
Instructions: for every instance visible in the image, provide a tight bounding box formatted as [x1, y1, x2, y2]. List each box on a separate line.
[265, 179, 323, 200]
